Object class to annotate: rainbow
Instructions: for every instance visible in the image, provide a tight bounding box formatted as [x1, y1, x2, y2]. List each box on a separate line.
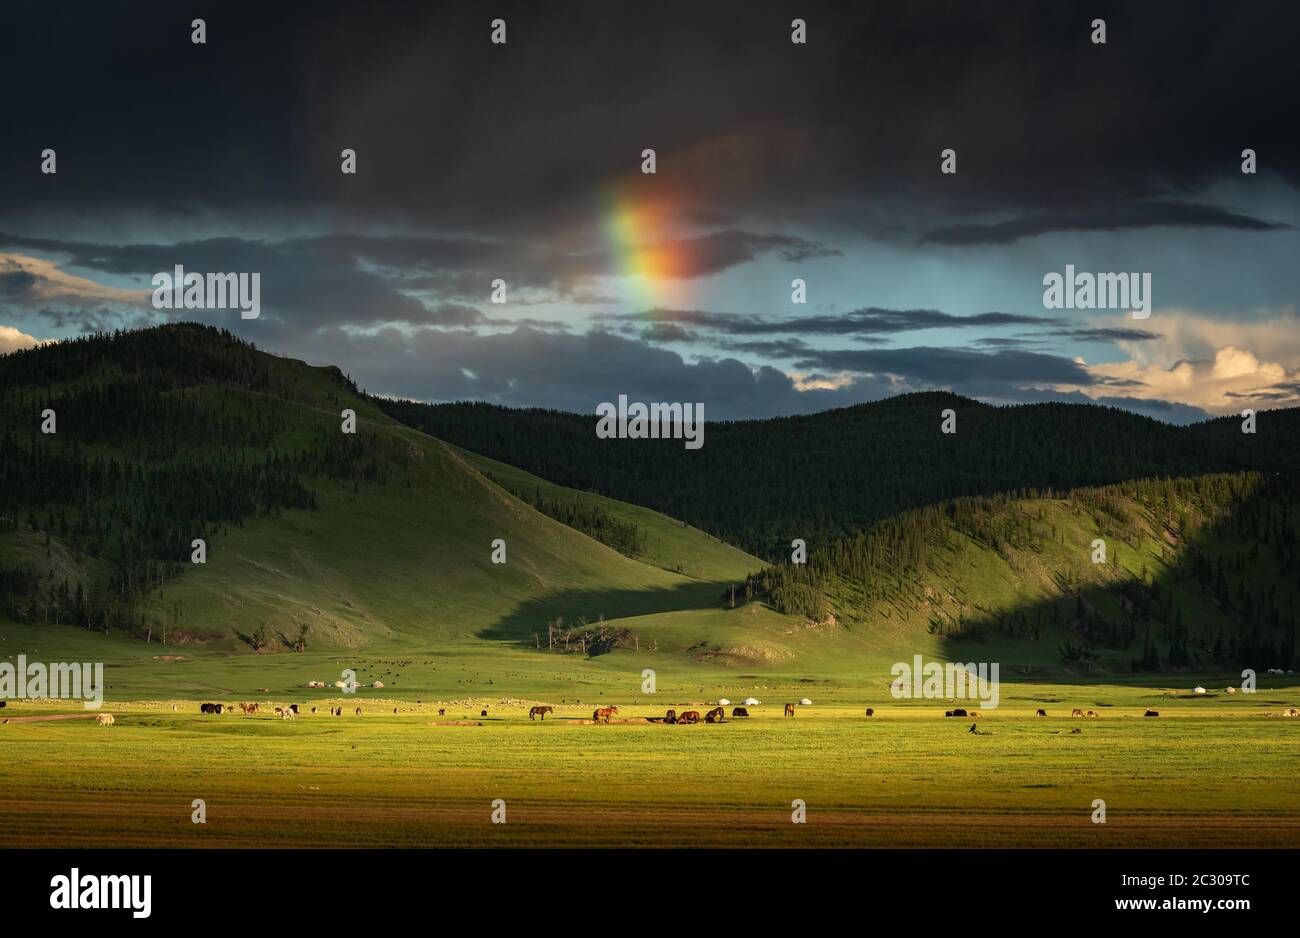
[602, 187, 690, 308]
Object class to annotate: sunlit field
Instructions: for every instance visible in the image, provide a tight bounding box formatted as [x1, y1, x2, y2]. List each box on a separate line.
[4, 682, 1297, 848]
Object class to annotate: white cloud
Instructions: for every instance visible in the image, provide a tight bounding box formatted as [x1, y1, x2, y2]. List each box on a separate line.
[0, 325, 48, 354]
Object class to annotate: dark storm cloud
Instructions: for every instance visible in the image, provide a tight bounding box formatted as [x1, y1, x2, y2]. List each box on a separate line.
[0, 269, 40, 297]
[788, 346, 1097, 391]
[1046, 327, 1160, 342]
[615, 307, 1056, 339]
[919, 201, 1291, 247]
[279, 324, 1207, 422]
[2, 0, 1296, 228]
[0, 228, 830, 328]
[640, 323, 696, 343]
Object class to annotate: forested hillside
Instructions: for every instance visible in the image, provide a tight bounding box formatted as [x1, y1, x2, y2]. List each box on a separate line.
[738, 471, 1298, 672]
[0, 324, 767, 651]
[376, 396, 1300, 560]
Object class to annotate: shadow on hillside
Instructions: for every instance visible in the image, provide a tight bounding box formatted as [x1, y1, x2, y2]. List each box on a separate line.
[937, 473, 1299, 678]
[478, 578, 733, 653]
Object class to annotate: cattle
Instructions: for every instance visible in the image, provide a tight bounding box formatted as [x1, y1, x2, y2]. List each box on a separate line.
[480, 709, 488, 717]
[281, 707, 295, 721]
[732, 707, 750, 718]
[677, 710, 700, 724]
[95, 713, 115, 726]
[290, 704, 299, 714]
[0, 701, 5, 709]
[1036, 709, 1047, 717]
[171, 704, 177, 712]
[864, 708, 874, 717]
[311, 707, 317, 715]
[1284, 708, 1300, 717]
[968, 710, 980, 718]
[1225, 686, 1237, 695]
[529, 706, 553, 720]
[784, 703, 796, 717]
[1087, 710, 1098, 717]
[246, 703, 259, 715]
[1072, 709, 1084, 718]
[1144, 710, 1160, 717]
[951, 708, 967, 717]
[274, 707, 284, 716]
[200, 703, 217, 714]
[355, 707, 362, 716]
[704, 707, 725, 723]
[665, 709, 677, 724]
[438, 708, 445, 716]
[593, 706, 619, 724]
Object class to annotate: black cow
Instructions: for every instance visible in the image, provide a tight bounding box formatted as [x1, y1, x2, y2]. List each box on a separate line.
[1144, 709, 1160, 717]
[200, 703, 216, 714]
[731, 707, 749, 718]
[864, 708, 874, 717]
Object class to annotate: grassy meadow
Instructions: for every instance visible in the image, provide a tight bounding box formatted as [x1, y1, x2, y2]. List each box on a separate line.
[2, 629, 1298, 848]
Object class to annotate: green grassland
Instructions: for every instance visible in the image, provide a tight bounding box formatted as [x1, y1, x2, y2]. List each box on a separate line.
[2, 692, 1298, 848]
[3, 327, 1299, 848]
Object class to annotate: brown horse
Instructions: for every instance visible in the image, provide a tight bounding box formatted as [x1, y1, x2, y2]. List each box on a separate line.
[784, 703, 796, 717]
[664, 709, 677, 724]
[677, 710, 700, 724]
[1072, 709, 1084, 717]
[704, 707, 725, 723]
[593, 706, 619, 724]
[529, 706, 553, 720]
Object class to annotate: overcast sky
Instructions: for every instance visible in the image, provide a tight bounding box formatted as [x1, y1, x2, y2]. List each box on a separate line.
[2, 0, 1298, 422]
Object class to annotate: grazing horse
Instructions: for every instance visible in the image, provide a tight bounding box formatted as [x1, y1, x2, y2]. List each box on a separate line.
[281, 707, 294, 721]
[704, 707, 725, 723]
[1144, 709, 1160, 717]
[246, 703, 259, 715]
[731, 707, 750, 718]
[95, 713, 115, 726]
[1072, 709, 1084, 718]
[1036, 709, 1047, 717]
[593, 706, 619, 724]
[864, 708, 874, 717]
[1087, 710, 1098, 717]
[677, 710, 700, 724]
[664, 709, 677, 724]
[355, 707, 363, 716]
[529, 706, 553, 720]
[784, 703, 796, 717]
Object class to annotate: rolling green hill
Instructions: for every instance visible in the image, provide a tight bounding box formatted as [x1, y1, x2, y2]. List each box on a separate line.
[378, 394, 1300, 560]
[0, 324, 774, 670]
[2, 324, 1297, 696]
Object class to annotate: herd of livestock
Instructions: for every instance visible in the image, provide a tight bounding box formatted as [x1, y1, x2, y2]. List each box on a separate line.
[90, 700, 1300, 727]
